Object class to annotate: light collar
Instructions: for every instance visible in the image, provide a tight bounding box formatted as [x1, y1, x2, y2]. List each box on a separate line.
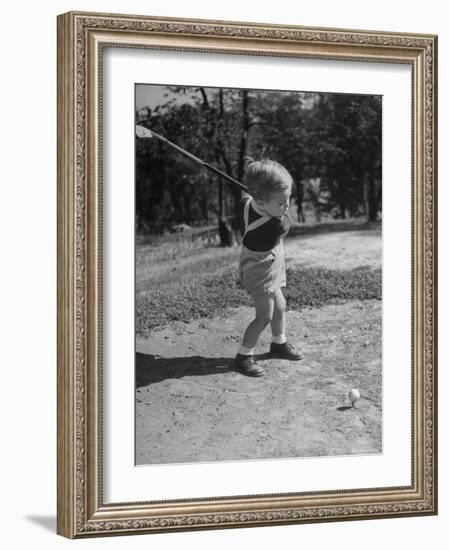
[250, 198, 270, 217]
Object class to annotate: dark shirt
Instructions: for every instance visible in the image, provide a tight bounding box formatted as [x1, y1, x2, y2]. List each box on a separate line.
[242, 199, 290, 252]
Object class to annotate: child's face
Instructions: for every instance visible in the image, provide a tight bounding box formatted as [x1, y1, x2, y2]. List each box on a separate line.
[259, 188, 291, 218]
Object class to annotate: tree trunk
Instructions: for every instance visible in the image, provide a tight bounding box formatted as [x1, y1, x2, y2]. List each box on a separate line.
[229, 90, 251, 240]
[295, 181, 306, 223]
[218, 178, 223, 220]
[215, 88, 236, 246]
[305, 179, 321, 223]
[218, 219, 235, 247]
[367, 173, 378, 222]
[237, 90, 250, 182]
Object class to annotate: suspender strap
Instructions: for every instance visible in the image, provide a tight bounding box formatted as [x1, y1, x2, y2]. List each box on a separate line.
[243, 197, 271, 237]
[243, 196, 251, 232]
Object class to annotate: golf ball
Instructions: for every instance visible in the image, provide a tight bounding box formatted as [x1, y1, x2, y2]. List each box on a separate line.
[349, 389, 361, 406]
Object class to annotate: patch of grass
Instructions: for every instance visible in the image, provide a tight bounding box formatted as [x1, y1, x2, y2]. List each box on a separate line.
[284, 266, 381, 309]
[136, 270, 249, 335]
[136, 234, 220, 265]
[136, 266, 381, 336]
[136, 247, 241, 289]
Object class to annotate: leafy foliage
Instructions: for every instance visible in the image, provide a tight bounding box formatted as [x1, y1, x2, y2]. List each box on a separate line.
[136, 85, 382, 234]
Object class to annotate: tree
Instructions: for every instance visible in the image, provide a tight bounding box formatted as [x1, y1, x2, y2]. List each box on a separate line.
[311, 93, 382, 221]
[135, 85, 382, 234]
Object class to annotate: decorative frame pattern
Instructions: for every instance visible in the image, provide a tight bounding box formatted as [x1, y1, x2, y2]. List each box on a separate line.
[57, 11, 437, 538]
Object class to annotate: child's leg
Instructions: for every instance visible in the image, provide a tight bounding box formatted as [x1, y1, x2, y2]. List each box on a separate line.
[241, 293, 275, 350]
[271, 288, 286, 342]
[269, 288, 303, 360]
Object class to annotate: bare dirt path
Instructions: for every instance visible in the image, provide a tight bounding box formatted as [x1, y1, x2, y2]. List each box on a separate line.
[284, 228, 381, 270]
[136, 300, 382, 465]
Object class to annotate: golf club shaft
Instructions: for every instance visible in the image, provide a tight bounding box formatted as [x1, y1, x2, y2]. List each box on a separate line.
[139, 126, 249, 193]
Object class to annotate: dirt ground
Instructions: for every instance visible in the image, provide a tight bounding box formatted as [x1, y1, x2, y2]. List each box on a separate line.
[135, 224, 382, 465]
[136, 300, 382, 465]
[284, 226, 381, 270]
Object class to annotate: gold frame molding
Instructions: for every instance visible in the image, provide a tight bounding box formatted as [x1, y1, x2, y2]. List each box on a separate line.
[57, 11, 438, 539]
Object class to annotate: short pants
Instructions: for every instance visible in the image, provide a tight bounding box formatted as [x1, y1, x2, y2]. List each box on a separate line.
[238, 239, 286, 297]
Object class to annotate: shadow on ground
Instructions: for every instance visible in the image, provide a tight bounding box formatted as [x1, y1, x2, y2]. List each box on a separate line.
[136, 352, 276, 386]
[25, 515, 56, 533]
[136, 352, 234, 386]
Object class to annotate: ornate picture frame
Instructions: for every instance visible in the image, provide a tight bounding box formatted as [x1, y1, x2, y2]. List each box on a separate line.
[57, 11, 437, 538]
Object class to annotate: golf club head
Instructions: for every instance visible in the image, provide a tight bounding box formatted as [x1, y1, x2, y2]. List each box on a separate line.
[136, 125, 153, 138]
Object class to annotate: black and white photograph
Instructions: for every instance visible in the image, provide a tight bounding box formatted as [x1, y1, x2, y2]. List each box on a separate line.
[134, 83, 382, 466]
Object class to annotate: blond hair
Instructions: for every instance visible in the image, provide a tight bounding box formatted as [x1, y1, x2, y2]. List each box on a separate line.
[244, 159, 293, 200]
